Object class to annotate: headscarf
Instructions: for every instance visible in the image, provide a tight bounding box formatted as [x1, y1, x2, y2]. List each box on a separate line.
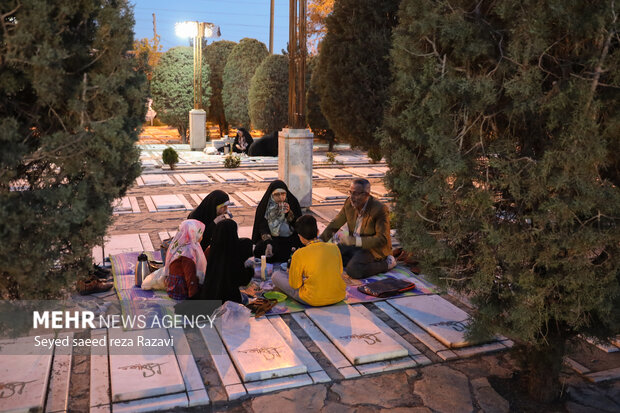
[234, 128, 254, 152]
[265, 188, 291, 237]
[252, 180, 302, 243]
[187, 190, 229, 250]
[198, 219, 253, 303]
[164, 219, 207, 284]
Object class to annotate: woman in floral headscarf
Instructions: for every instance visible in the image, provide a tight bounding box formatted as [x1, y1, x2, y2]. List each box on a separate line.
[165, 219, 207, 300]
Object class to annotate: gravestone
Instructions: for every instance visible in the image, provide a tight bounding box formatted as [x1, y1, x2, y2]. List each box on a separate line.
[213, 172, 249, 182]
[251, 170, 279, 181]
[305, 305, 408, 365]
[313, 187, 348, 201]
[142, 174, 173, 186]
[389, 294, 478, 348]
[343, 167, 384, 177]
[316, 168, 353, 179]
[243, 191, 267, 205]
[0, 336, 54, 413]
[113, 197, 132, 213]
[179, 173, 212, 184]
[152, 195, 185, 210]
[108, 329, 185, 402]
[218, 316, 307, 382]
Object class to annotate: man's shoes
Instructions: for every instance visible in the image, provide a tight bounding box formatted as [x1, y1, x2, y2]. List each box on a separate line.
[77, 276, 113, 295]
[386, 255, 397, 270]
[93, 264, 111, 279]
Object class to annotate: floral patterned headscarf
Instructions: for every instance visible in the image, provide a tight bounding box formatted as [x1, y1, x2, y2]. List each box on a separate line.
[164, 219, 207, 284]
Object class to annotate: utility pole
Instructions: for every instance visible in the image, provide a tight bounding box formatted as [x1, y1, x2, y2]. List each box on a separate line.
[152, 13, 159, 49]
[269, 0, 274, 54]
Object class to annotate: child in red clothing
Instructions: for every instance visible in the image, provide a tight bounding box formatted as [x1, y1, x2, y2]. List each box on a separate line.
[165, 219, 207, 300]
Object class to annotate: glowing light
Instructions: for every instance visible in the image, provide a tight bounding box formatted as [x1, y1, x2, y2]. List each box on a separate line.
[175, 21, 197, 38]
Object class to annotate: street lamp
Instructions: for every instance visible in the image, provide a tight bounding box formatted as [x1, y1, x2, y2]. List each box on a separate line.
[175, 21, 220, 150]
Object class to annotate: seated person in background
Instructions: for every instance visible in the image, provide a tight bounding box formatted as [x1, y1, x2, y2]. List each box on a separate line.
[232, 128, 254, 154]
[165, 219, 207, 300]
[272, 215, 346, 306]
[198, 219, 255, 304]
[320, 178, 396, 279]
[252, 180, 303, 263]
[187, 189, 231, 251]
[247, 131, 278, 157]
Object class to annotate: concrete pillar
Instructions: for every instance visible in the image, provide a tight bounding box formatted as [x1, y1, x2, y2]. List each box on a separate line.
[278, 128, 313, 207]
[189, 109, 206, 150]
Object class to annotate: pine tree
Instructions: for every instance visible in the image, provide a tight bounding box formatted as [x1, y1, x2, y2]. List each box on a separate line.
[316, 0, 399, 160]
[205, 40, 237, 136]
[249, 54, 289, 133]
[381, 0, 620, 401]
[151, 47, 211, 142]
[0, 0, 148, 299]
[222, 38, 269, 128]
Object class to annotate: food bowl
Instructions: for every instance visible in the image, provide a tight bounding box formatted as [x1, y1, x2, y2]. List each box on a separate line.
[263, 291, 287, 303]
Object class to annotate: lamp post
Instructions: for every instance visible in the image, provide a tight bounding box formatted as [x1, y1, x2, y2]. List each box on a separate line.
[175, 21, 220, 150]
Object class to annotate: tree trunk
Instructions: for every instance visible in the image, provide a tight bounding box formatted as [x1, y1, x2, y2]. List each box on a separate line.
[524, 335, 566, 402]
[328, 138, 334, 152]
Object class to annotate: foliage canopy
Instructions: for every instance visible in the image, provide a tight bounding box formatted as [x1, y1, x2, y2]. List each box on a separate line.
[381, 0, 620, 400]
[249, 54, 289, 133]
[151, 47, 211, 142]
[222, 38, 269, 129]
[0, 0, 148, 299]
[316, 0, 399, 160]
[205, 40, 237, 136]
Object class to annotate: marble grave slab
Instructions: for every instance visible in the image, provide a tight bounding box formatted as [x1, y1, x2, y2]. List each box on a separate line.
[174, 173, 213, 185]
[315, 168, 353, 179]
[246, 170, 279, 181]
[218, 316, 307, 382]
[139, 174, 175, 186]
[305, 305, 408, 365]
[113, 197, 140, 214]
[0, 336, 54, 413]
[212, 172, 250, 182]
[313, 187, 348, 202]
[108, 328, 185, 402]
[388, 294, 478, 348]
[343, 167, 385, 177]
[371, 183, 391, 198]
[145, 194, 192, 212]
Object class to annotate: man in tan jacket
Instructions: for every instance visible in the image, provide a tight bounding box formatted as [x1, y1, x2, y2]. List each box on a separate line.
[320, 178, 396, 279]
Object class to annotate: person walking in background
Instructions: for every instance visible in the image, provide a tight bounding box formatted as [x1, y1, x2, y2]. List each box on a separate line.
[272, 215, 346, 306]
[320, 178, 396, 279]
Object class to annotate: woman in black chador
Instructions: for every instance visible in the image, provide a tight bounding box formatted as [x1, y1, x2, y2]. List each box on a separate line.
[252, 180, 303, 263]
[232, 128, 254, 154]
[187, 190, 231, 251]
[198, 219, 254, 303]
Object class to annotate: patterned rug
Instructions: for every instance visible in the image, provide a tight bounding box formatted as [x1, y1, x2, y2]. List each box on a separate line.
[241, 265, 438, 315]
[110, 251, 178, 325]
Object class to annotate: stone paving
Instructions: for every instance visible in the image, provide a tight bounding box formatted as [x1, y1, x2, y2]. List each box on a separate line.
[2, 133, 619, 413]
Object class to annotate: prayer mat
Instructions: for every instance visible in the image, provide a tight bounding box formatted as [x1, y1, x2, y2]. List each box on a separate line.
[110, 252, 178, 326]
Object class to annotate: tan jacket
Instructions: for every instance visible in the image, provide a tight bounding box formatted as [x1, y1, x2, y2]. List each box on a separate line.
[320, 196, 392, 260]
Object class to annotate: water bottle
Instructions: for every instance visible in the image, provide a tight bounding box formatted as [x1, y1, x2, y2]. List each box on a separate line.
[260, 255, 267, 280]
[135, 252, 149, 288]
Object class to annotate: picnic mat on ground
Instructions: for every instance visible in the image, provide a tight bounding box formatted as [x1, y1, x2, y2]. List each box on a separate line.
[241, 264, 438, 316]
[110, 252, 178, 325]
